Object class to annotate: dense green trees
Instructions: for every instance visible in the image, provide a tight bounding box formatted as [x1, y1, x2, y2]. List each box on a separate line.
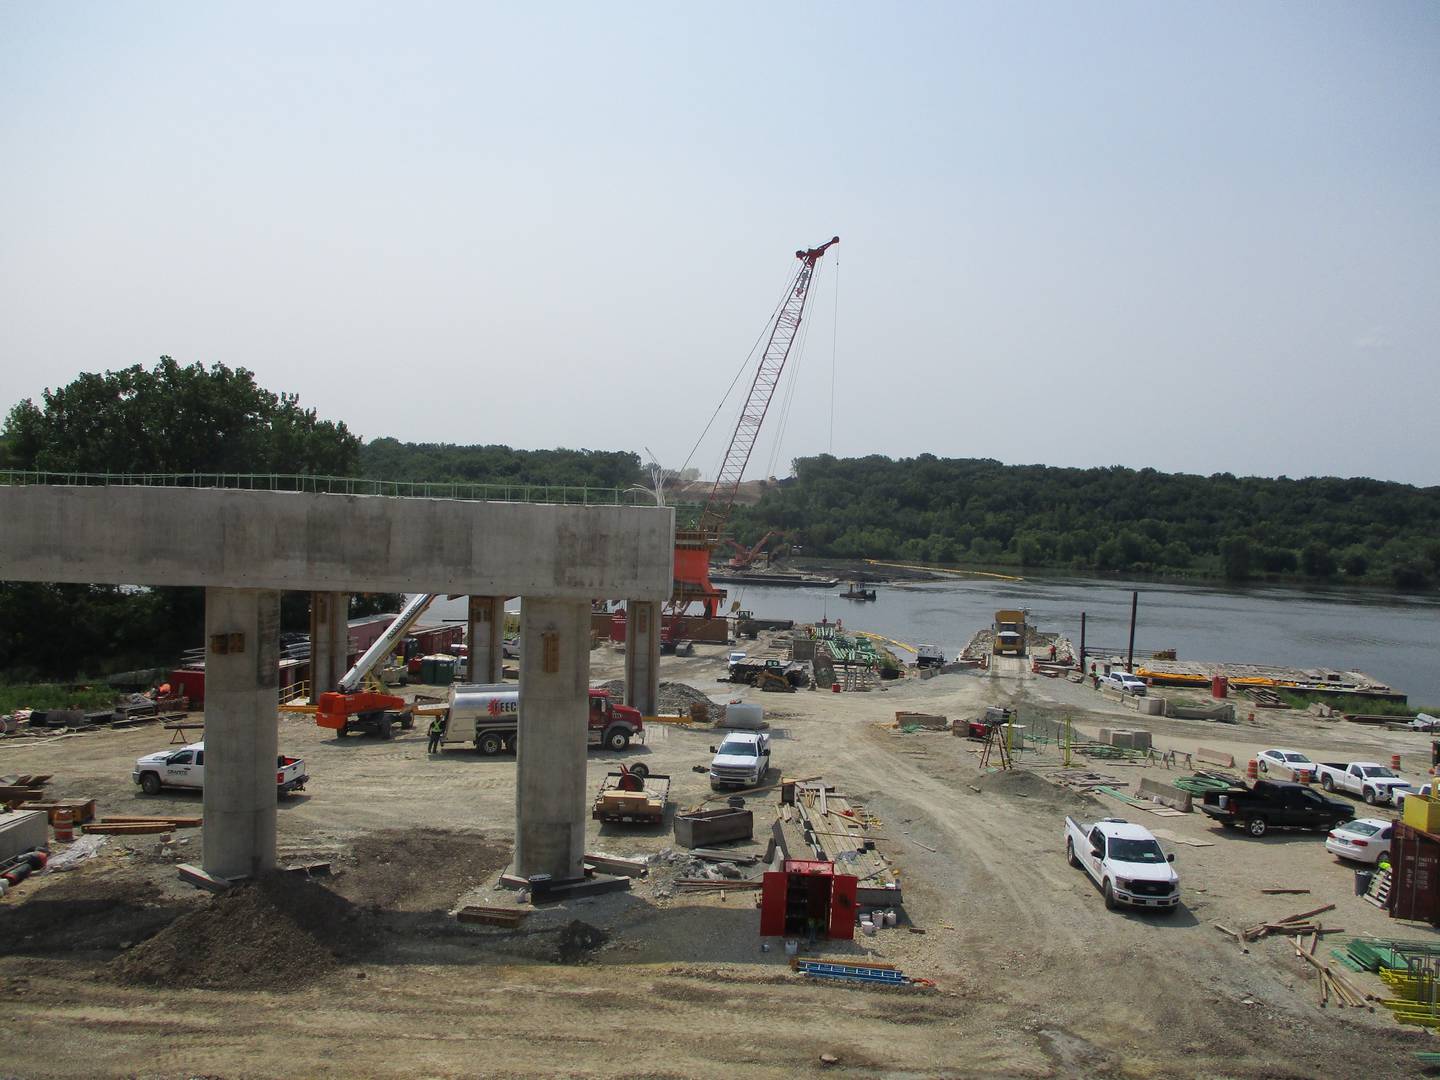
[359, 438, 641, 490]
[3, 356, 359, 475]
[2, 359, 363, 679]
[731, 454, 1440, 590]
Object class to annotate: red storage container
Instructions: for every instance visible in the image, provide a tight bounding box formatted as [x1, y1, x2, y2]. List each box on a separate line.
[1211, 675, 1229, 699]
[1391, 823, 1440, 924]
[760, 859, 857, 940]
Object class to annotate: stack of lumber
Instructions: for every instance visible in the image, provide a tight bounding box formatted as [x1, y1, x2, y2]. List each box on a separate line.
[1213, 903, 1337, 946]
[84, 814, 202, 835]
[787, 780, 900, 904]
[455, 905, 530, 928]
[0, 774, 52, 805]
[15, 797, 96, 825]
[1293, 939, 1372, 1009]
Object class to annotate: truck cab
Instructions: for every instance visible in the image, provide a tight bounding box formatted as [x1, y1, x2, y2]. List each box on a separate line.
[916, 644, 945, 668]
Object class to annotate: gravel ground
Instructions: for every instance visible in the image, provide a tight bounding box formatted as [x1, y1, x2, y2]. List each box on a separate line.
[0, 640, 1432, 1077]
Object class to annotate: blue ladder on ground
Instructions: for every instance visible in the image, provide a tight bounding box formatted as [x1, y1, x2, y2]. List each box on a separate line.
[796, 960, 908, 985]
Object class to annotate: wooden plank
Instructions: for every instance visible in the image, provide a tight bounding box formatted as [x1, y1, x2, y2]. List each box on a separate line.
[101, 815, 202, 827]
[83, 823, 178, 834]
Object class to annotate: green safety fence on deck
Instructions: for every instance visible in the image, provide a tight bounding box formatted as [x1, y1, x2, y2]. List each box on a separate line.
[0, 469, 703, 517]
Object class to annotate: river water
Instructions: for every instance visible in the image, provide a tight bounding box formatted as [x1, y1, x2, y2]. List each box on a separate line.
[420, 576, 1440, 705]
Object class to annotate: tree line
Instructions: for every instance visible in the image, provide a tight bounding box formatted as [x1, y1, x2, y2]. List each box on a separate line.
[730, 454, 1440, 590]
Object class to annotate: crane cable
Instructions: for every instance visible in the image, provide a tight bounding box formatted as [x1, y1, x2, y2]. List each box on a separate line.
[829, 252, 839, 454]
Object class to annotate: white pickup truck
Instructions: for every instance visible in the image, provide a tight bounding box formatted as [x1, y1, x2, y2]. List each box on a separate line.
[708, 731, 771, 790]
[1313, 761, 1412, 806]
[133, 742, 308, 797]
[1064, 816, 1180, 912]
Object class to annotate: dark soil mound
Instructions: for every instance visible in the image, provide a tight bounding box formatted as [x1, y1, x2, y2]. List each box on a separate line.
[977, 768, 1100, 816]
[555, 919, 607, 963]
[0, 874, 183, 956]
[110, 872, 365, 991]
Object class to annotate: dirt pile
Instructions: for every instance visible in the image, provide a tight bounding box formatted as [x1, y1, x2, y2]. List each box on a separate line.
[554, 919, 607, 963]
[110, 873, 364, 991]
[600, 679, 726, 721]
[0, 873, 184, 956]
[337, 829, 511, 912]
[977, 768, 1100, 816]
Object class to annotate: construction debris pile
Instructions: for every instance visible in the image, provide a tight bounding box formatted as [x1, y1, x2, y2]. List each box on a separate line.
[598, 680, 726, 722]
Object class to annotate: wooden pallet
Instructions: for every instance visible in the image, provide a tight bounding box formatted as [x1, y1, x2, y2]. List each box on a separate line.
[1364, 867, 1392, 908]
[455, 905, 530, 928]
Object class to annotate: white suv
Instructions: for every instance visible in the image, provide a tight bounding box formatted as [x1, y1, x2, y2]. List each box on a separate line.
[1100, 671, 1147, 695]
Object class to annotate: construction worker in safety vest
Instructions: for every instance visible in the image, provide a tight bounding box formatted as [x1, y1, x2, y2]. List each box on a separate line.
[427, 715, 445, 754]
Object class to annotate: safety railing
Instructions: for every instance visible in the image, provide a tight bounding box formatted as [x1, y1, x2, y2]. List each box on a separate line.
[0, 469, 699, 515]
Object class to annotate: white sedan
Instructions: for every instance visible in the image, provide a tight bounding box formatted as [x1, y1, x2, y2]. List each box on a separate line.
[1325, 818, 1395, 865]
[1257, 748, 1318, 781]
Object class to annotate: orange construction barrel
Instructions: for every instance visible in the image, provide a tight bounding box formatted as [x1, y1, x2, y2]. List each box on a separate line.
[52, 807, 74, 843]
[1211, 675, 1229, 699]
[1246, 759, 1259, 781]
[831, 683, 841, 694]
[1392, 754, 1402, 771]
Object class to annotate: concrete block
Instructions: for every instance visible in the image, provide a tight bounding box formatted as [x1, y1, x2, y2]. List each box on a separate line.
[1136, 697, 1164, 716]
[1108, 730, 1134, 749]
[0, 810, 49, 862]
[1128, 729, 1153, 750]
[1139, 778, 1193, 813]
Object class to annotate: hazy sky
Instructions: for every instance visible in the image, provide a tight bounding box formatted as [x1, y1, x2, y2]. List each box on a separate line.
[2, 3, 1436, 486]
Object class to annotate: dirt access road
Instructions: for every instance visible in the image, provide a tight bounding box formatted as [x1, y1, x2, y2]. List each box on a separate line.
[0, 644, 1431, 1078]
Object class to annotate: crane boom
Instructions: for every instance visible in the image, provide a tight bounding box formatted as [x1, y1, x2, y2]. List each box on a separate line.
[696, 235, 839, 542]
[337, 592, 436, 693]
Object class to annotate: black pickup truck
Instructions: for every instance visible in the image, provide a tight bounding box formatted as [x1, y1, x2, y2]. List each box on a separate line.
[1199, 779, 1354, 837]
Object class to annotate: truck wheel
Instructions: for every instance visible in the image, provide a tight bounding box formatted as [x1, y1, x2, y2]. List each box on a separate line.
[334, 725, 348, 739]
[378, 720, 394, 741]
[1363, 787, 1378, 806]
[1102, 879, 1117, 910]
[1245, 817, 1268, 838]
[1066, 838, 1079, 868]
[478, 733, 504, 756]
[1321, 775, 1335, 792]
[140, 772, 162, 796]
[401, 714, 415, 731]
[604, 727, 630, 752]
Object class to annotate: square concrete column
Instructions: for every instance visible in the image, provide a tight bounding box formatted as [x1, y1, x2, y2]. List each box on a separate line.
[514, 597, 591, 880]
[202, 587, 281, 880]
[624, 600, 661, 716]
[308, 591, 351, 702]
[467, 596, 507, 684]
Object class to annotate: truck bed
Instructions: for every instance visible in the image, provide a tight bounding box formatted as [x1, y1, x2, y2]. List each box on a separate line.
[591, 773, 670, 823]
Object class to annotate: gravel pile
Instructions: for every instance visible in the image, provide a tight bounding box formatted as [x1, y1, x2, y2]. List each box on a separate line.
[598, 680, 726, 722]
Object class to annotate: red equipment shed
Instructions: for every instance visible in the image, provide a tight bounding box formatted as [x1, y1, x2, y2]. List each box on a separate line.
[760, 859, 857, 941]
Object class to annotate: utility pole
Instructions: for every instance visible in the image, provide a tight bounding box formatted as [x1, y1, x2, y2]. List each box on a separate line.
[1079, 611, 1087, 674]
[1126, 591, 1138, 671]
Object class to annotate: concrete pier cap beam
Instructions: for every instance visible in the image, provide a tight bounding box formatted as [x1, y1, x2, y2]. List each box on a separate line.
[0, 486, 674, 601]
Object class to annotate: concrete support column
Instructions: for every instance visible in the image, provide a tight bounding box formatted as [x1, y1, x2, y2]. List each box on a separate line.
[202, 587, 281, 880]
[467, 596, 507, 684]
[514, 597, 591, 880]
[624, 600, 661, 716]
[308, 591, 351, 702]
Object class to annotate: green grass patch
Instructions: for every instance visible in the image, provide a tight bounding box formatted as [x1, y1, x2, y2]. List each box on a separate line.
[1274, 689, 1424, 717]
[0, 683, 119, 714]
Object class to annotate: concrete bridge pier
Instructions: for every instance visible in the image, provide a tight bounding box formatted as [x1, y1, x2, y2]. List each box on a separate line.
[308, 591, 351, 702]
[513, 597, 591, 880]
[467, 595, 507, 683]
[624, 600, 660, 716]
[202, 587, 281, 880]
